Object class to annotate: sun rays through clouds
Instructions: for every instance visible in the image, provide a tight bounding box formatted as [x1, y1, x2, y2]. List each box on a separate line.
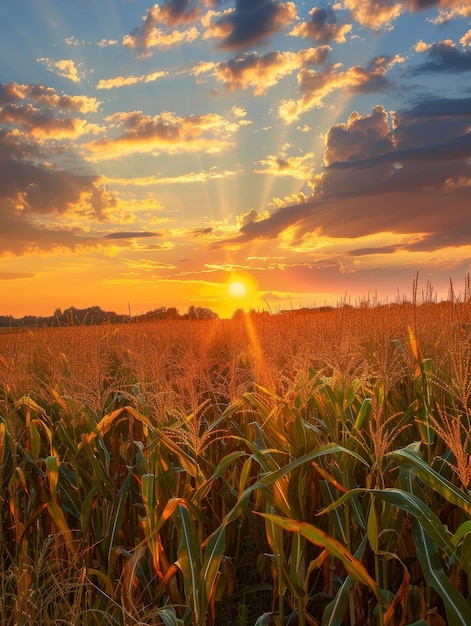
[1, 0, 471, 316]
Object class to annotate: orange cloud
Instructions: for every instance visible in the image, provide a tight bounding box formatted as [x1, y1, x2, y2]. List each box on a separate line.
[254, 148, 315, 179]
[122, 3, 200, 52]
[290, 6, 352, 43]
[103, 167, 237, 187]
[343, 0, 466, 30]
[37, 57, 85, 83]
[193, 47, 330, 95]
[278, 55, 403, 122]
[97, 70, 168, 90]
[0, 104, 102, 140]
[83, 109, 248, 160]
[0, 82, 100, 113]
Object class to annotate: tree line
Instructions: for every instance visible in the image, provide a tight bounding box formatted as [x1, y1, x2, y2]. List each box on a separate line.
[0, 304, 219, 328]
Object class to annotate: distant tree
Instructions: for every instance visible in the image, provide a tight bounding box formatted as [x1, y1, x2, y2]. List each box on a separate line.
[166, 307, 179, 319]
[187, 306, 218, 320]
[232, 308, 245, 320]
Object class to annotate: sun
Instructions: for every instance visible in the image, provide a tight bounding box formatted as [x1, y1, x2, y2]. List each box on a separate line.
[228, 281, 247, 298]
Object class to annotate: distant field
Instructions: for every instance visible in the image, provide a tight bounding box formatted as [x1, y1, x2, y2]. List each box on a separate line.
[0, 301, 470, 625]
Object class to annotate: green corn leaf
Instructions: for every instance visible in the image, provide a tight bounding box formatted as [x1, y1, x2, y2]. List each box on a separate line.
[79, 434, 115, 497]
[353, 397, 372, 431]
[175, 502, 202, 622]
[105, 472, 131, 567]
[367, 498, 378, 553]
[388, 442, 471, 516]
[258, 512, 381, 601]
[412, 521, 471, 626]
[201, 524, 226, 607]
[372, 488, 455, 558]
[451, 520, 471, 547]
[322, 535, 368, 626]
[141, 473, 156, 515]
[256, 443, 369, 489]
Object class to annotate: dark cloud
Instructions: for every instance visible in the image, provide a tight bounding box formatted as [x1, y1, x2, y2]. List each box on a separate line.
[415, 41, 471, 73]
[406, 0, 463, 10]
[104, 231, 161, 239]
[0, 81, 117, 256]
[403, 96, 471, 118]
[215, 0, 297, 50]
[192, 227, 213, 236]
[0, 273, 35, 280]
[347, 245, 400, 256]
[0, 130, 112, 220]
[225, 97, 471, 253]
[290, 6, 351, 43]
[328, 132, 471, 169]
[160, 0, 200, 25]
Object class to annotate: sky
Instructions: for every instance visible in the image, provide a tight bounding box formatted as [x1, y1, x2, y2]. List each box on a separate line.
[1, 0, 471, 318]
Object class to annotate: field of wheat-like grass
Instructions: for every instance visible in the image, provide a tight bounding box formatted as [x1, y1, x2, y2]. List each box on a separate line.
[1, 300, 471, 625]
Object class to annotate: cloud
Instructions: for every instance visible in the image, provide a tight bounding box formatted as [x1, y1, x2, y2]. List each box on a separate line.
[103, 167, 237, 186]
[254, 147, 315, 179]
[429, 5, 471, 25]
[193, 46, 329, 94]
[204, 0, 297, 50]
[0, 81, 118, 256]
[0, 82, 100, 113]
[0, 81, 103, 144]
[37, 58, 85, 83]
[236, 208, 268, 228]
[0, 103, 101, 140]
[97, 70, 168, 90]
[414, 39, 471, 73]
[104, 231, 161, 239]
[322, 106, 393, 168]
[83, 108, 247, 160]
[122, 3, 200, 52]
[159, 0, 201, 25]
[0, 273, 35, 280]
[278, 55, 402, 122]
[0, 131, 114, 220]
[97, 38, 119, 47]
[222, 97, 471, 253]
[342, 0, 465, 30]
[347, 245, 399, 256]
[289, 6, 352, 43]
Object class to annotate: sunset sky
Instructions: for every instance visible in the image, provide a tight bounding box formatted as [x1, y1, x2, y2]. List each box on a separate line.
[1, 0, 471, 318]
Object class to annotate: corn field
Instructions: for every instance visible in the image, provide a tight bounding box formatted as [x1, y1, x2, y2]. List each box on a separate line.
[1, 298, 471, 625]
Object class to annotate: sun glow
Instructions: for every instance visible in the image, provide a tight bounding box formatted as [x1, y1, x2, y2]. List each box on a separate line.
[228, 280, 247, 298]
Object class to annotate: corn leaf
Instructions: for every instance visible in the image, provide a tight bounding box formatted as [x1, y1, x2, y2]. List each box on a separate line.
[372, 488, 455, 558]
[201, 524, 226, 607]
[322, 535, 368, 626]
[412, 521, 471, 626]
[175, 502, 202, 622]
[388, 442, 471, 516]
[258, 512, 381, 601]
